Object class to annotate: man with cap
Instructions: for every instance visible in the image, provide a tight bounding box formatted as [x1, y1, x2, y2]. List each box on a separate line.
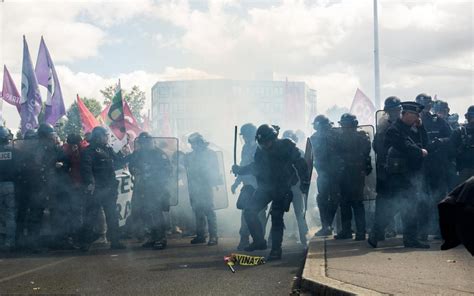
[231, 123, 267, 250]
[232, 124, 310, 260]
[282, 130, 309, 246]
[79, 126, 126, 251]
[432, 100, 450, 120]
[0, 126, 18, 251]
[333, 114, 372, 241]
[310, 115, 341, 237]
[450, 106, 474, 183]
[382, 101, 430, 248]
[416, 93, 452, 240]
[448, 114, 460, 130]
[369, 97, 402, 245]
[185, 132, 222, 246]
[128, 132, 173, 250]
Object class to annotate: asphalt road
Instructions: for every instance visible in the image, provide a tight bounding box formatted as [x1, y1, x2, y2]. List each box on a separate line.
[0, 237, 307, 296]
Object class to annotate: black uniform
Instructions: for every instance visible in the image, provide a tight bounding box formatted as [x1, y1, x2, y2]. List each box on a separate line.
[80, 143, 123, 248]
[370, 117, 397, 241]
[233, 140, 267, 248]
[385, 118, 428, 246]
[335, 128, 371, 239]
[0, 142, 19, 249]
[310, 127, 341, 233]
[450, 123, 474, 183]
[128, 145, 172, 246]
[238, 139, 309, 254]
[185, 147, 221, 241]
[419, 111, 452, 237]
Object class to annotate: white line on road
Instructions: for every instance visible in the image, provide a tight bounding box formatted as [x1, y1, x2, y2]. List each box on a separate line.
[0, 257, 75, 283]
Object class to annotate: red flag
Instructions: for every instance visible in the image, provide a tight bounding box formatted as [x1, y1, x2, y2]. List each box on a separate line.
[349, 88, 376, 126]
[99, 100, 142, 139]
[77, 94, 100, 133]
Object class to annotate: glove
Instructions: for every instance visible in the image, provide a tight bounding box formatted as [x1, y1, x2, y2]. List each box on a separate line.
[232, 165, 241, 175]
[300, 182, 310, 195]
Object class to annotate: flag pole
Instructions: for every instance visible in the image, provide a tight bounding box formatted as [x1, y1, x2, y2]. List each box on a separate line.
[373, 0, 381, 110]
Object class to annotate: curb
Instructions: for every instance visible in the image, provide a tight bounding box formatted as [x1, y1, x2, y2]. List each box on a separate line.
[301, 237, 388, 296]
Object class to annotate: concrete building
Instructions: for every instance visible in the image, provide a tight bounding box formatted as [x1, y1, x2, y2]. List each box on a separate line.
[151, 79, 317, 149]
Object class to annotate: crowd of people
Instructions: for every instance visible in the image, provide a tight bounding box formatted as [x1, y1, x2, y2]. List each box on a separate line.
[0, 92, 473, 261]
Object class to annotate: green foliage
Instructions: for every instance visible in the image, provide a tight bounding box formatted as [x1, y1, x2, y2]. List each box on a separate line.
[58, 97, 102, 139]
[101, 85, 146, 123]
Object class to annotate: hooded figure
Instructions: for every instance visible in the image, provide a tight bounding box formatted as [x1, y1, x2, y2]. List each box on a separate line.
[438, 176, 474, 256]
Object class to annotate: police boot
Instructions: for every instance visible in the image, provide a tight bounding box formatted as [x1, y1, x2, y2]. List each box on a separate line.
[207, 237, 218, 246]
[334, 231, 352, 240]
[237, 237, 250, 251]
[267, 248, 282, 261]
[142, 239, 154, 248]
[110, 241, 126, 250]
[244, 240, 267, 252]
[354, 233, 366, 241]
[367, 233, 378, 248]
[190, 236, 206, 244]
[315, 227, 333, 237]
[152, 239, 167, 250]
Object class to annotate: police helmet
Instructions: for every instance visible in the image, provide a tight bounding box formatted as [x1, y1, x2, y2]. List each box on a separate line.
[282, 130, 298, 143]
[90, 126, 108, 143]
[37, 123, 55, 139]
[415, 93, 432, 107]
[240, 123, 257, 137]
[0, 126, 11, 145]
[67, 133, 82, 145]
[466, 105, 474, 118]
[137, 132, 153, 143]
[384, 96, 401, 111]
[339, 113, 358, 127]
[255, 124, 279, 144]
[432, 100, 449, 114]
[188, 132, 208, 146]
[313, 115, 330, 126]
[23, 129, 37, 140]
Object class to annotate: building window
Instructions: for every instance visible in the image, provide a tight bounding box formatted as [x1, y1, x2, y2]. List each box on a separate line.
[159, 86, 170, 98]
[159, 103, 170, 114]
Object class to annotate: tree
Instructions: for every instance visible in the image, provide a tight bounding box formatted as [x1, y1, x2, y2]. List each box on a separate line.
[59, 97, 102, 139]
[325, 105, 350, 125]
[101, 85, 146, 123]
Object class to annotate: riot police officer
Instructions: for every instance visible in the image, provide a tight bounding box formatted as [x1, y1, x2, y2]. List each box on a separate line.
[185, 133, 221, 246]
[0, 127, 17, 251]
[383, 102, 430, 248]
[432, 100, 450, 120]
[25, 123, 62, 251]
[79, 126, 125, 251]
[450, 106, 474, 183]
[282, 130, 309, 246]
[310, 115, 341, 237]
[369, 97, 402, 245]
[232, 124, 310, 260]
[416, 94, 452, 239]
[334, 114, 372, 241]
[448, 113, 460, 130]
[231, 123, 267, 250]
[128, 132, 173, 250]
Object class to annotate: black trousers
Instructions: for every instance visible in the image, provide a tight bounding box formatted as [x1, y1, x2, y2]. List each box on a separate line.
[316, 172, 338, 229]
[79, 186, 120, 245]
[244, 188, 291, 251]
[339, 200, 366, 235]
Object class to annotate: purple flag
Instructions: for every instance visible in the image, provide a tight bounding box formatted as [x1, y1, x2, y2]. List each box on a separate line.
[1, 65, 21, 112]
[35, 36, 65, 125]
[20, 36, 42, 134]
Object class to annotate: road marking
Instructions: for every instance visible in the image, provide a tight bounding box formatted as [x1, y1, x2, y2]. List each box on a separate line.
[0, 257, 75, 283]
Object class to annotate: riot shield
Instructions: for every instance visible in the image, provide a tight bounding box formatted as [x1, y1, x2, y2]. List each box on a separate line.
[210, 149, 229, 210]
[357, 125, 376, 201]
[133, 137, 180, 206]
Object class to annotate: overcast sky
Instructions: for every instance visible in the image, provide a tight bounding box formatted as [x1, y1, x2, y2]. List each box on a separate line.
[1, 0, 473, 129]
